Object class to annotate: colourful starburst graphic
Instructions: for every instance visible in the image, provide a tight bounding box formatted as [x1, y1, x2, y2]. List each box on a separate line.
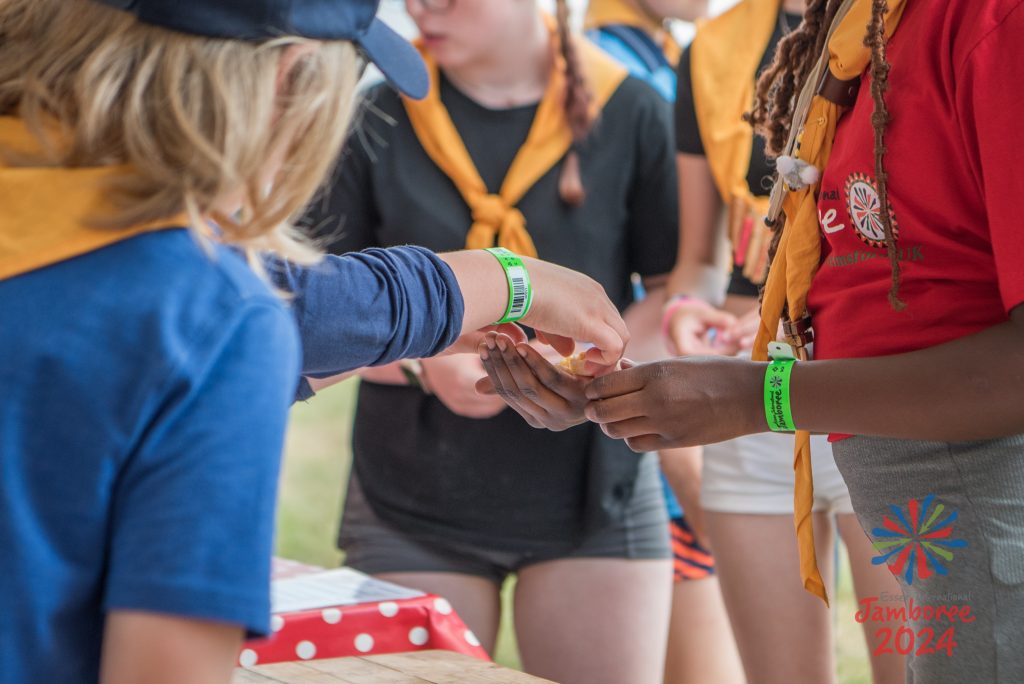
[871, 495, 968, 585]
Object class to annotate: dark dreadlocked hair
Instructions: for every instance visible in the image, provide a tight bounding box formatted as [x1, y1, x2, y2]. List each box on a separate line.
[747, 0, 904, 310]
[554, 0, 594, 206]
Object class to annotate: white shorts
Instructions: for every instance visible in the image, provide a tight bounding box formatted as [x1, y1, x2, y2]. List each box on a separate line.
[701, 431, 853, 515]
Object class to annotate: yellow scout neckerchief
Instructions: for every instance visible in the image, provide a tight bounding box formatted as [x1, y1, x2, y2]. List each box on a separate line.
[752, 0, 907, 606]
[689, 0, 781, 284]
[0, 117, 188, 281]
[402, 15, 627, 258]
[584, 0, 682, 65]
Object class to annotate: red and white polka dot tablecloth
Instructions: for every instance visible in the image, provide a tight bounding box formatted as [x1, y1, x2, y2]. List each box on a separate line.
[237, 558, 489, 668]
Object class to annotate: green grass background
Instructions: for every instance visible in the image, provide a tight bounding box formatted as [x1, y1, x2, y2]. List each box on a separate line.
[275, 380, 873, 683]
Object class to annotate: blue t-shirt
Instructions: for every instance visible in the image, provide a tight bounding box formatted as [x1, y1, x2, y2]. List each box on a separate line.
[586, 26, 677, 103]
[0, 230, 298, 683]
[0, 230, 463, 683]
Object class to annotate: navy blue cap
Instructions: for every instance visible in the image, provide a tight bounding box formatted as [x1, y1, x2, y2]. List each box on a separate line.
[93, 0, 428, 99]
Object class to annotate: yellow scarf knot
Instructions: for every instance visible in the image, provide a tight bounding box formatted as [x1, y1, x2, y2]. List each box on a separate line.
[402, 14, 627, 260]
[465, 195, 535, 255]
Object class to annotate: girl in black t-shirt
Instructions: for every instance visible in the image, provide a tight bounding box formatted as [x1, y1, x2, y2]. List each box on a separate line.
[308, 2, 678, 683]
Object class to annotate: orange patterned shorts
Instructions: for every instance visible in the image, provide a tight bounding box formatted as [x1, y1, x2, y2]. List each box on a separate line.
[671, 515, 715, 582]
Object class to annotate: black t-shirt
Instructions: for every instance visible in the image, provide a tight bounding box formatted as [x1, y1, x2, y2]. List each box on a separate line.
[308, 74, 678, 552]
[674, 11, 802, 297]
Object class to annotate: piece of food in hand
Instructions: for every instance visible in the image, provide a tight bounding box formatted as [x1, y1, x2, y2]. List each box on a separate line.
[556, 351, 626, 377]
[557, 352, 592, 376]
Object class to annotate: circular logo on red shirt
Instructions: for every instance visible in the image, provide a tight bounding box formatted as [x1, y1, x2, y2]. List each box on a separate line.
[845, 173, 899, 249]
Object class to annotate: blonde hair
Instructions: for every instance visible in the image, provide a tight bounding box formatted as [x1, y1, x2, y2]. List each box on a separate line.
[0, 0, 362, 263]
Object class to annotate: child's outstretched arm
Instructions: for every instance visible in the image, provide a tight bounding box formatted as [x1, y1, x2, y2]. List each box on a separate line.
[270, 246, 627, 399]
[437, 249, 629, 364]
[584, 306, 1024, 451]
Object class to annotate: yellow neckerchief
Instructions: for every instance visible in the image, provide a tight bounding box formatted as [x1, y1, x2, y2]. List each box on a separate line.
[0, 117, 188, 280]
[752, 0, 907, 606]
[690, 0, 781, 213]
[403, 15, 626, 258]
[584, 0, 682, 65]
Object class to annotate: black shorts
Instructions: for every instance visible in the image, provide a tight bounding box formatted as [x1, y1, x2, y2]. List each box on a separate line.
[339, 453, 672, 585]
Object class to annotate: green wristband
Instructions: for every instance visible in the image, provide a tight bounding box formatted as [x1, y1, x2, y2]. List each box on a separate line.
[484, 247, 533, 324]
[764, 359, 796, 432]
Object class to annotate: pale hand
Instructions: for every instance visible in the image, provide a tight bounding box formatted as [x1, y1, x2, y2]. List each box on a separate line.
[716, 307, 763, 353]
[665, 299, 738, 356]
[519, 256, 629, 372]
[425, 353, 508, 419]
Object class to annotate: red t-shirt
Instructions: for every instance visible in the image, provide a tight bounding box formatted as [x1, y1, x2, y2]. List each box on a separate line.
[808, 0, 1024, 362]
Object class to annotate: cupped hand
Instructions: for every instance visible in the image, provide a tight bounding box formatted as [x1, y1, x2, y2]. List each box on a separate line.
[446, 322, 528, 355]
[715, 307, 762, 353]
[665, 300, 738, 357]
[424, 353, 508, 419]
[582, 356, 767, 451]
[475, 332, 595, 431]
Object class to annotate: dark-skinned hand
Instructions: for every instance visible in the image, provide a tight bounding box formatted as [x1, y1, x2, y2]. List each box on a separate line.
[476, 332, 617, 431]
[583, 356, 768, 452]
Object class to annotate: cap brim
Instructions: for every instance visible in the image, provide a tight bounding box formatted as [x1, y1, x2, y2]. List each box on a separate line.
[357, 18, 428, 100]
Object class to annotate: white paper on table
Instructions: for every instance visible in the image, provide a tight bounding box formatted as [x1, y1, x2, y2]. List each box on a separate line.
[271, 567, 425, 614]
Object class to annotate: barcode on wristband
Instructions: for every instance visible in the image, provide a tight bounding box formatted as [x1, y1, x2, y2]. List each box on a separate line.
[507, 266, 528, 319]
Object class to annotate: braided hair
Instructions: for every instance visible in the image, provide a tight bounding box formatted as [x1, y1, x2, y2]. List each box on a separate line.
[749, 0, 903, 309]
[866, 0, 903, 310]
[554, 0, 594, 206]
